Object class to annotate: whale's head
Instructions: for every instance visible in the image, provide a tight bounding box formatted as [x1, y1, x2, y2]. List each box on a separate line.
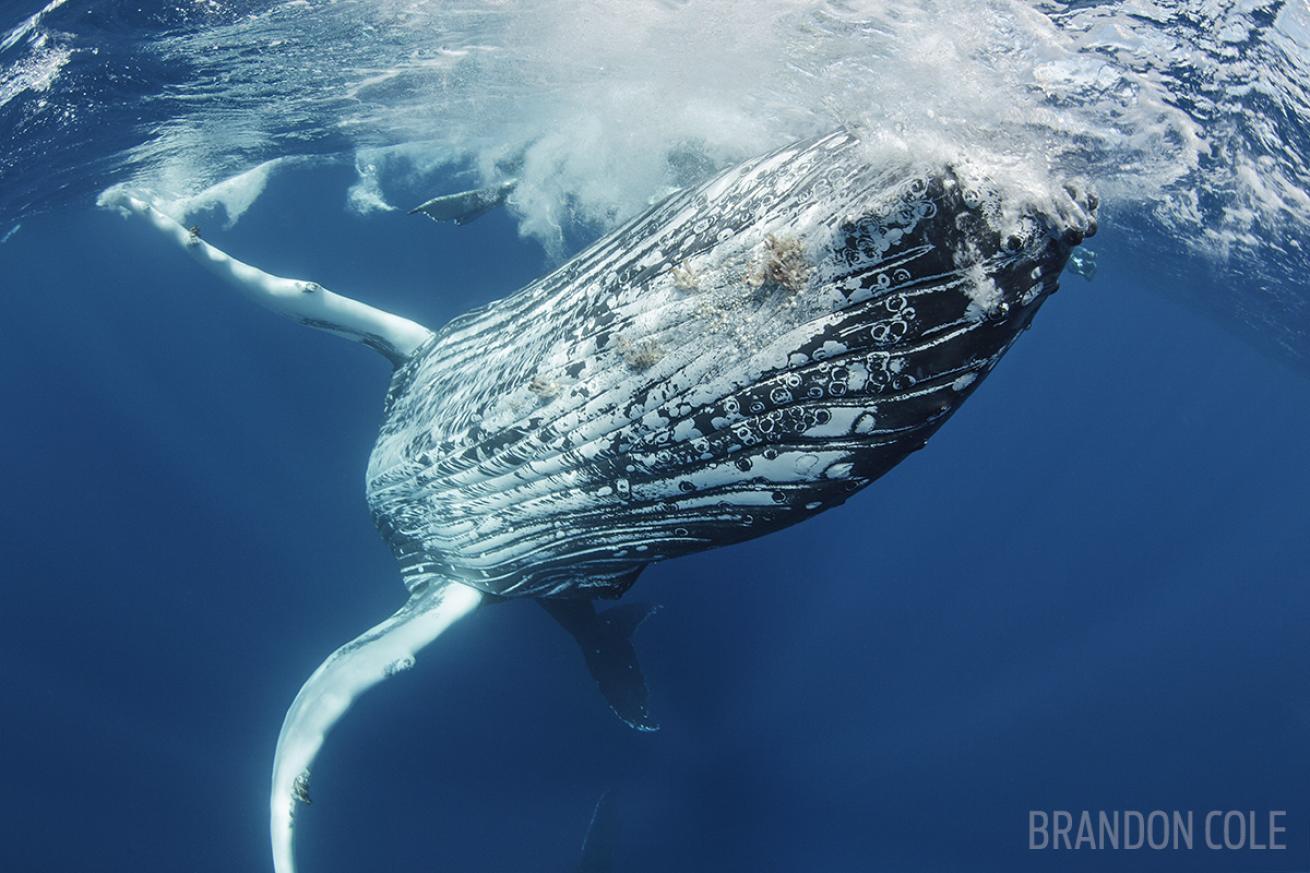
[368, 132, 1097, 599]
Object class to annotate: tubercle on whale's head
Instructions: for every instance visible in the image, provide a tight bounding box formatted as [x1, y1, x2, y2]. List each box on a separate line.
[810, 166, 1098, 336]
[945, 171, 1098, 316]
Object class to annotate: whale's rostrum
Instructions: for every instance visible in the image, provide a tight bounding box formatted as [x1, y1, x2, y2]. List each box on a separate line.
[102, 129, 1096, 873]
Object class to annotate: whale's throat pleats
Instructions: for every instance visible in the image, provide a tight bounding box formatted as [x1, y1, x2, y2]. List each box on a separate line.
[366, 131, 1096, 601]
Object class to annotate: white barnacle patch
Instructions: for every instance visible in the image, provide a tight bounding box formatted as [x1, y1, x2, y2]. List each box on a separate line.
[615, 336, 663, 372]
[384, 655, 415, 676]
[744, 232, 812, 294]
[528, 373, 562, 399]
[292, 770, 312, 805]
[670, 263, 700, 292]
[952, 372, 979, 392]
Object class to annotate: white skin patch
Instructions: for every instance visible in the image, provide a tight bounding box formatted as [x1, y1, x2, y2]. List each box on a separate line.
[952, 371, 979, 391]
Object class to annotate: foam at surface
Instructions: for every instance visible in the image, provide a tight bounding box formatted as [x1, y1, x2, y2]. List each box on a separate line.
[8, 0, 1305, 353]
[99, 2, 1304, 256]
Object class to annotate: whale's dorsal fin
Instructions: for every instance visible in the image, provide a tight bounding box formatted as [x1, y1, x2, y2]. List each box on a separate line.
[409, 179, 515, 226]
[540, 598, 661, 732]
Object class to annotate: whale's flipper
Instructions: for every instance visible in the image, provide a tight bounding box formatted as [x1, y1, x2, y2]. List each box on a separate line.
[576, 790, 621, 873]
[409, 180, 515, 226]
[99, 189, 433, 366]
[540, 599, 661, 732]
[270, 580, 482, 873]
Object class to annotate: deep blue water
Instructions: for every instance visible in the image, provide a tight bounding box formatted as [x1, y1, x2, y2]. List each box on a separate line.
[2, 160, 1308, 872]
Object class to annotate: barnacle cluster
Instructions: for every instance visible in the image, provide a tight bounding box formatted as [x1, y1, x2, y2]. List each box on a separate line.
[615, 336, 663, 372]
[745, 233, 811, 293]
[671, 263, 700, 291]
[528, 373, 562, 398]
[292, 770, 312, 805]
[384, 654, 416, 676]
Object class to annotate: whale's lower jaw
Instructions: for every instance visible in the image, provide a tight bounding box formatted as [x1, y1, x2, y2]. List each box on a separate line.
[367, 132, 1097, 599]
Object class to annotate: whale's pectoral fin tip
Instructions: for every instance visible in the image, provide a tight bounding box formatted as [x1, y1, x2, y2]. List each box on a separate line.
[540, 598, 662, 733]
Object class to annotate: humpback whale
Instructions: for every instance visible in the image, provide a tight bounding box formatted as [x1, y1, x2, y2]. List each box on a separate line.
[101, 129, 1096, 873]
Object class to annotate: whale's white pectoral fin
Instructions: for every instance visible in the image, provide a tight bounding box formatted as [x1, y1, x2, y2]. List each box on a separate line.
[100, 189, 434, 365]
[270, 581, 482, 873]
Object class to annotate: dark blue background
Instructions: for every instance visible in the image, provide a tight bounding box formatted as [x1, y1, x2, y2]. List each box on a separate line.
[1, 162, 1307, 872]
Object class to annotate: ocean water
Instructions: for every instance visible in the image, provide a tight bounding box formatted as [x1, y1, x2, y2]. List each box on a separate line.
[1, 2, 1309, 872]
